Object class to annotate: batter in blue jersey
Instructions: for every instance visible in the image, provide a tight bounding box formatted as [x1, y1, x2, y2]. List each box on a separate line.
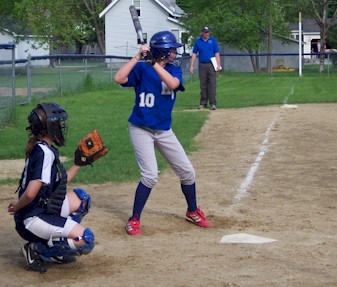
[115, 31, 210, 236]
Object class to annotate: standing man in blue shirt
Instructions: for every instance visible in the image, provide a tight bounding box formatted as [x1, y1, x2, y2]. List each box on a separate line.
[190, 26, 221, 110]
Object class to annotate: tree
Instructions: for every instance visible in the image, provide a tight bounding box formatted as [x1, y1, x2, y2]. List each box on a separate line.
[307, 0, 337, 72]
[0, 0, 23, 34]
[3, 0, 109, 54]
[327, 24, 337, 48]
[180, 0, 290, 72]
[81, 0, 107, 54]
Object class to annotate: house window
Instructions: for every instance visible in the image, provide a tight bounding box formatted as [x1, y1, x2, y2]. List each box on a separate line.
[133, 0, 141, 17]
[137, 33, 147, 44]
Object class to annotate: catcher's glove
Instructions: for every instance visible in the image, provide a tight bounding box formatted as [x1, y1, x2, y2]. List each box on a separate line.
[74, 129, 108, 166]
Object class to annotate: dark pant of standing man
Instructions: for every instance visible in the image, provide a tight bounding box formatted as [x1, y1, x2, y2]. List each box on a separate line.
[198, 62, 216, 108]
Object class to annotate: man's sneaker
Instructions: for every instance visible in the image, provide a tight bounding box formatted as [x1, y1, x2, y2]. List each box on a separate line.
[210, 105, 217, 110]
[126, 216, 142, 236]
[21, 243, 47, 273]
[198, 105, 206, 109]
[186, 207, 210, 228]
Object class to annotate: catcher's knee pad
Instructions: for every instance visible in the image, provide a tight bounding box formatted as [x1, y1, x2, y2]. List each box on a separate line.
[75, 228, 95, 255]
[70, 188, 91, 223]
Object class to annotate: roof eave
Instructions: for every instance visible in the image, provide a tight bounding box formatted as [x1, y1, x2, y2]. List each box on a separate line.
[99, 0, 118, 18]
[154, 0, 184, 17]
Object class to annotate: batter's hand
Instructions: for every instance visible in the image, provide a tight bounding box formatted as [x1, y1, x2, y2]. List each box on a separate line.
[189, 66, 194, 74]
[134, 44, 149, 61]
[139, 44, 155, 65]
[138, 44, 149, 59]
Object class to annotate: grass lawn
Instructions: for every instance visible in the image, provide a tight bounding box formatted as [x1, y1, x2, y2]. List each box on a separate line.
[0, 71, 336, 184]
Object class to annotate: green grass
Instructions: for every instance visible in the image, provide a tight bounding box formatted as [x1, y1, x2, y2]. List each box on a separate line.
[0, 85, 209, 184]
[1, 72, 336, 184]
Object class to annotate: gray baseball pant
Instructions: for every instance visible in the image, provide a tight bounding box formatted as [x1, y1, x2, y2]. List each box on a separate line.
[198, 62, 217, 106]
[129, 124, 196, 188]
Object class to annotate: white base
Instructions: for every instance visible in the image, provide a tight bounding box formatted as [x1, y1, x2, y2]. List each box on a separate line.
[220, 233, 277, 244]
[281, 104, 298, 109]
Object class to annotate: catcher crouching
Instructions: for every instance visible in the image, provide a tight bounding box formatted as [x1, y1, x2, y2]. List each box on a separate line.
[7, 102, 107, 273]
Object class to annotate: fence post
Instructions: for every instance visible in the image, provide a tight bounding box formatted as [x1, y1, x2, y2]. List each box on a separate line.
[110, 58, 113, 83]
[298, 12, 303, 77]
[84, 57, 88, 77]
[9, 44, 16, 122]
[27, 54, 32, 103]
[58, 58, 62, 95]
[328, 54, 330, 77]
[11, 46, 16, 106]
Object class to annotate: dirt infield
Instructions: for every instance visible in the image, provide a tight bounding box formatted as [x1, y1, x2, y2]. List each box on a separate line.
[1, 104, 337, 287]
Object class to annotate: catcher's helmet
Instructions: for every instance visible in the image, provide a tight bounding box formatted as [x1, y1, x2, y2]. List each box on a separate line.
[150, 31, 182, 60]
[27, 102, 68, 146]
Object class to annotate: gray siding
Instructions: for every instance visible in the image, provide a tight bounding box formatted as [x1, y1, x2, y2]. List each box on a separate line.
[104, 0, 183, 57]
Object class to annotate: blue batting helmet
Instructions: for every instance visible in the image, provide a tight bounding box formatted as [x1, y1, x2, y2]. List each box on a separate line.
[150, 31, 182, 59]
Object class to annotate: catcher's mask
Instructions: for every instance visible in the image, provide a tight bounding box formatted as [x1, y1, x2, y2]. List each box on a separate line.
[150, 31, 183, 60]
[27, 102, 68, 146]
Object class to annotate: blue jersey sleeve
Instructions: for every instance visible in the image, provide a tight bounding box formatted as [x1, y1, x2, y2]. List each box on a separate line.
[166, 63, 185, 93]
[122, 62, 142, 89]
[192, 38, 199, 54]
[213, 37, 220, 53]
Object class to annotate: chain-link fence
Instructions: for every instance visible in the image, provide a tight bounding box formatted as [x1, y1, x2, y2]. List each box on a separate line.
[0, 44, 15, 128]
[1, 52, 337, 128]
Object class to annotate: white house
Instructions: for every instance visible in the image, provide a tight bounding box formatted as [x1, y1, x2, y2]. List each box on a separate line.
[289, 19, 322, 60]
[289, 18, 337, 60]
[0, 29, 49, 66]
[99, 0, 186, 59]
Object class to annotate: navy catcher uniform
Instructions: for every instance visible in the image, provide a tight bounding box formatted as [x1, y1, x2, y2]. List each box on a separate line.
[8, 103, 94, 273]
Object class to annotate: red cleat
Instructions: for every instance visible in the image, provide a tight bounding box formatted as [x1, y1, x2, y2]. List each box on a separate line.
[126, 216, 142, 236]
[186, 207, 210, 228]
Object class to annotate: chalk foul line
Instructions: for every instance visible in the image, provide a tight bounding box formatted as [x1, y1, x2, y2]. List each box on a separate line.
[234, 115, 279, 201]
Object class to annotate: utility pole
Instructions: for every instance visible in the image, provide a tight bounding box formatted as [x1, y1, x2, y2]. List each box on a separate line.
[299, 12, 302, 77]
[267, 0, 273, 76]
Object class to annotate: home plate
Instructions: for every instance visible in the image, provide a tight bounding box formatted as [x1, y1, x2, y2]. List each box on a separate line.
[220, 233, 277, 244]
